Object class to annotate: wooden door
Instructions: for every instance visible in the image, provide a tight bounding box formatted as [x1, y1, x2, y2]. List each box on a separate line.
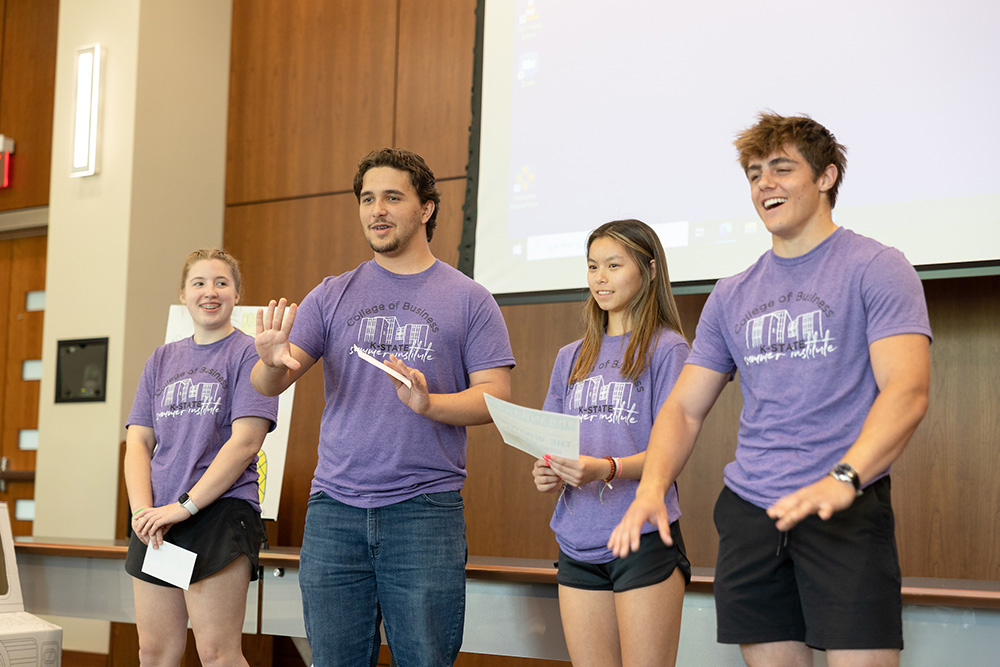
[0, 234, 45, 535]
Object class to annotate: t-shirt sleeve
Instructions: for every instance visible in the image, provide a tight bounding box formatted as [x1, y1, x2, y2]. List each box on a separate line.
[126, 352, 158, 429]
[542, 344, 577, 413]
[288, 283, 328, 361]
[687, 289, 738, 375]
[861, 248, 933, 345]
[230, 340, 280, 430]
[463, 291, 516, 374]
[651, 335, 690, 409]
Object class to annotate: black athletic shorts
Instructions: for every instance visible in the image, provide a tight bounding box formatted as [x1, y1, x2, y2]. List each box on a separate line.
[125, 497, 264, 587]
[713, 479, 903, 650]
[557, 521, 691, 593]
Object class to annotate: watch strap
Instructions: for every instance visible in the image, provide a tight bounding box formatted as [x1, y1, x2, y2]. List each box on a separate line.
[178, 492, 200, 515]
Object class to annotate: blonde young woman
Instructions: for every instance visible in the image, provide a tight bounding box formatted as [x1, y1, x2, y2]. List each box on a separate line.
[534, 220, 691, 666]
[124, 249, 277, 666]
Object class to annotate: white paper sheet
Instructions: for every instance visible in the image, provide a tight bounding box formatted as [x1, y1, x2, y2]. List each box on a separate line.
[484, 394, 580, 460]
[352, 345, 412, 388]
[141, 541, 197, 590]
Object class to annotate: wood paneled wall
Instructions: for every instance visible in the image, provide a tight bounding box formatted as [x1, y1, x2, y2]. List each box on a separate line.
[226, 0, 1000, 596]
[0, 0, 58, 211]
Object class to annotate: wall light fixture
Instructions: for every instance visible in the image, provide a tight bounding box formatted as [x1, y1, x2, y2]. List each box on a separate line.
[70, 43, 101, 177]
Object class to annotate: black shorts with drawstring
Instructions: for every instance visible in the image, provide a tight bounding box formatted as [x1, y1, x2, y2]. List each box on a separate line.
[713, 479, 903, 650]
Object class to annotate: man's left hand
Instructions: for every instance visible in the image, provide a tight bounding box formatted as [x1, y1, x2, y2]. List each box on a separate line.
[384, 354, 430, 415]
[766, 475, 857, 531]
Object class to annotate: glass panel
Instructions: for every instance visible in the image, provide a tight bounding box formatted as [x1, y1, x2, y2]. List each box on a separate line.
[25, 290, 46, 312]
[14, 499, 35, 522]
[21, 360, 43, 381]
[18, 430, 39, 451]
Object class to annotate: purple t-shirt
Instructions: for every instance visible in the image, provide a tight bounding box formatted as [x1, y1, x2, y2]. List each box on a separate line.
[290, 259, 515, 508]
[543, 329, 689, 563]
[127, 330, 278, 512]
[687, 227, 932, 508]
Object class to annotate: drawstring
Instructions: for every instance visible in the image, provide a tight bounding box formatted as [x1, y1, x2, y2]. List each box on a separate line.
[776, 530, 789, 555]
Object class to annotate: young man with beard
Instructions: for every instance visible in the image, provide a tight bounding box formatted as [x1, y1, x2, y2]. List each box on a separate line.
[253, 148, 515, 666]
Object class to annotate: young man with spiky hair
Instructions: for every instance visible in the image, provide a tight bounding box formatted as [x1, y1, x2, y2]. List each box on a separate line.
[609, 113, 931, 666]
[253, 148, 515, 666]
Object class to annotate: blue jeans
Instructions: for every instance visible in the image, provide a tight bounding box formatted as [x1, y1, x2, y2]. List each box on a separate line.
[299, 491, 467, 666]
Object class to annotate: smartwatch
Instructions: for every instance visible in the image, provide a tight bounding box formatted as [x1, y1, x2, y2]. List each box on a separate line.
[829, 462, 863, 497]
[178, 492, 200, 515]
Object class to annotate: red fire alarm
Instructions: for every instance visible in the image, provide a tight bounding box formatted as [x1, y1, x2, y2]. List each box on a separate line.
[0, 134, 14, 188]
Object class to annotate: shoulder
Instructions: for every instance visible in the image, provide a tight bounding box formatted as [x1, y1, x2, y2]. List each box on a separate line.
[307, 263, 368, 295]
[655, 327, 688, 346]
[556, 339, 584, 362]
[296, 264, 369, 319]
[835, 229, 919, 283]
[223, 329, 257, 357]
[431, 261, 494, 297]
[832, 228, 904, 264]
[710, 252, 767, 298]
[148, 338, 187, 363]
[653, 327, 690, 353]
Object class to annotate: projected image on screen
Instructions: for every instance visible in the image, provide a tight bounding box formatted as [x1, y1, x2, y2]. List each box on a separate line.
[474, 0, 1000, 295]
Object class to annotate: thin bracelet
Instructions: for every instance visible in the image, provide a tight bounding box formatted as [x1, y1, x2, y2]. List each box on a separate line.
[613, 457, 623, 479]
[131, 507, 147, 519]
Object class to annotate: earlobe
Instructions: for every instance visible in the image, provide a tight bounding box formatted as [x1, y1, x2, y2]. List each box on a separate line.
[649, 259, 657, 280]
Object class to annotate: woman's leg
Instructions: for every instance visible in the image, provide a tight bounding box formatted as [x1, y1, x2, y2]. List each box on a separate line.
[184, 558, 253, 667]
[615, 567, 685, 667]
[558, 584, 622, 667]
[133, 578, 189, 666]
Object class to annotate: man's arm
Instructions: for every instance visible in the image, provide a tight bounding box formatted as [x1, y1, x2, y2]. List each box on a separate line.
[382, 358, 512, 426]
[607, 364, 730, 557]
[251, 298, 318, 395]
[767, 333, 930, 530]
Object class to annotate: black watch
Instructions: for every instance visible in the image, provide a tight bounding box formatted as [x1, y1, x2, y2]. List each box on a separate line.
[178, 492, 200, 515]
[829, 462, 862, 497]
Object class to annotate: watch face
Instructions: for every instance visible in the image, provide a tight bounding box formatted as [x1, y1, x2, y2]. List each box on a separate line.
[179, 493, 190, 504]
[832, 464, 859, 487]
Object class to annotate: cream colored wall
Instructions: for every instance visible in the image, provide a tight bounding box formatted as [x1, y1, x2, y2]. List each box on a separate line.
[34, 0, 232, 653]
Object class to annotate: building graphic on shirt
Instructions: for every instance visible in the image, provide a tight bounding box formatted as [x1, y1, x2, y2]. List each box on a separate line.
[159, 378, 222, 415]
[743, 308, 836, 364]
[356, 316, 434, 361]
[568, 375, 638, 424]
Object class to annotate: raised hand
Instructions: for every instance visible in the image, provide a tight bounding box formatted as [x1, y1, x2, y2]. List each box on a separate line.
[255, 298, 301, 371]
